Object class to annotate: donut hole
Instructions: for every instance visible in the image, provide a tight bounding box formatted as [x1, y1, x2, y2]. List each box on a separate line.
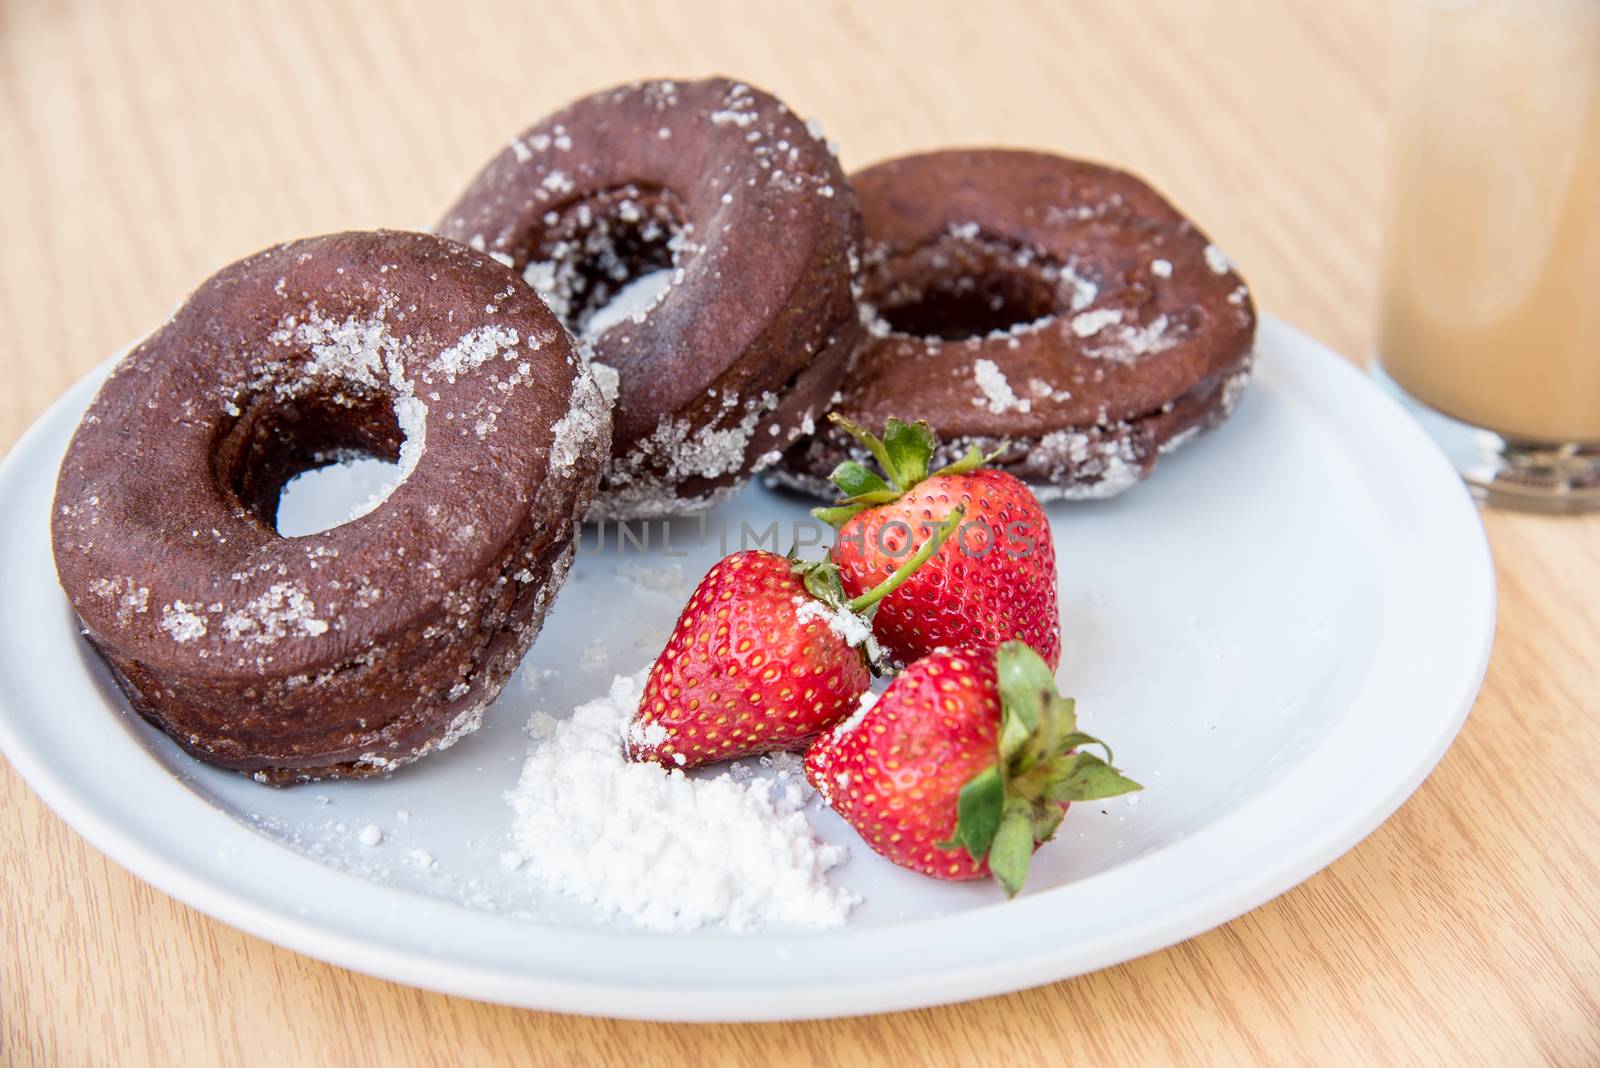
[275, 456, 407, 538]
[877, 270, 1058, 341]
[519, 186, 689, 338]
[213, 388, 416, 537]
[867, 235, 1068, 341]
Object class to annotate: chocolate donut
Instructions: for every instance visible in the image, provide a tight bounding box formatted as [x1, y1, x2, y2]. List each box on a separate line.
[438, 77, 862, 519]
[774, 150, 1256, 501]
[51, 231, 609, 784]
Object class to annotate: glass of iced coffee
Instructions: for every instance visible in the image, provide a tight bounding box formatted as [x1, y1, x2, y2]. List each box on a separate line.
[1376, 0, 1600, 512]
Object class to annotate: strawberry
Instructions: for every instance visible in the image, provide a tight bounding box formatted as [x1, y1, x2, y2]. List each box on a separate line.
[815, 416, 1061, 669]
[805, 641, 1138, 895]
[626, 509, 962, 769]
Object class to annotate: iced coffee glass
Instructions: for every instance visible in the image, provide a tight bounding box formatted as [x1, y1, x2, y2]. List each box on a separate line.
[1376, 0, 1600, 512]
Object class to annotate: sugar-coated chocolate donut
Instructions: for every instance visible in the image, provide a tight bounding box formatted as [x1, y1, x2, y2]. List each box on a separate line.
[438, 77, 863, 519]
[774, 150, 1256, 501]
[51, 231, 610, 784]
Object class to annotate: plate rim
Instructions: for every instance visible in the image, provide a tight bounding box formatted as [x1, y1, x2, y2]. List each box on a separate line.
[0, 315, 1496, 1021]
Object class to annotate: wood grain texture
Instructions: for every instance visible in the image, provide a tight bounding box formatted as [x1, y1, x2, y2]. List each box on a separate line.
[2, 1, 1597, 1064]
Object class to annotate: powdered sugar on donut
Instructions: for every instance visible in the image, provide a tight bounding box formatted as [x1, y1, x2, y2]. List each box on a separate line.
[548, 359, 615, 479]
[159, 601, 208, 643]
[220, 582, 329, 645]
[971, 359, 1032, 415]
[591, 389, 782, 519]
[1071, 308, 1124, 337]
[264, 301, 432, 475]
[1030, 429, 1148, 499]
[428, 325, 521, 381]
[1082, 314, 1183, 363]
[88, 577, 151, 625]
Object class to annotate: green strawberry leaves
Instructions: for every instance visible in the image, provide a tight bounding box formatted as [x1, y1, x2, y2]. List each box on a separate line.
[1029, 803, 1065, 846]
[1045, 749, 1141, 803]
[813, 415, 928, 526]
[948, 765, 1004, 862]
[946, 641, 1142, 897]
[880, 418, 935, 488]
[988, 798, 1037, 897]
[832, 415, 929, 493]
[828, 461, 892, 502]
[933, 443, 991, 478]
[996, 634, 1059, 749]
[813, 415, 1011, 527]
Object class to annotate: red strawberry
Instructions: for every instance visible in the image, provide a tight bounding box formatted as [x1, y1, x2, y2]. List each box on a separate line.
[805, 641, 1138, 894]
[816, 416, 1061, 669]
[627, 510, 962, 769]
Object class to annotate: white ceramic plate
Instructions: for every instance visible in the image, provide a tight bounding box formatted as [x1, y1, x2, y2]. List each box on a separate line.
[0, 316, 1493, 1021]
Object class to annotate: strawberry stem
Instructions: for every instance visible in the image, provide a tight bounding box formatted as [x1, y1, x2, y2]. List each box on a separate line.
[845, 505, 965, 613]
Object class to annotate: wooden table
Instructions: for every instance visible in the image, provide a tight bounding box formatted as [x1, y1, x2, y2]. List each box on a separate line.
[3, 2, 1596, 1064]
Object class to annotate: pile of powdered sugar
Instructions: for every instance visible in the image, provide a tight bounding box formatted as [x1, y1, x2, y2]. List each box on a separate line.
[503, 671, 858, 932]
